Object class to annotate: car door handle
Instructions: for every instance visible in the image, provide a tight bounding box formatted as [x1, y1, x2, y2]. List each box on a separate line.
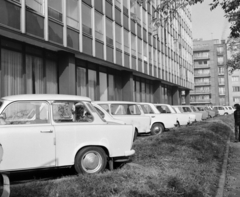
[40, 130, 53, 133]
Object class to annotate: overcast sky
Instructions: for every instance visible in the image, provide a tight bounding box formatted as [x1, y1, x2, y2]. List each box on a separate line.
[192, 1, 231, 41]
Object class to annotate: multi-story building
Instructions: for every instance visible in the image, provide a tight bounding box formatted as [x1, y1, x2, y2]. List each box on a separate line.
[190, 39, 229, 106]
[228, 69, 240, 106]
[0, 0, 193, 104]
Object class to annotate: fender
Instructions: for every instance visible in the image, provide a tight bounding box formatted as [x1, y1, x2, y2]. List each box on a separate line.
[72, 138, 110, 163]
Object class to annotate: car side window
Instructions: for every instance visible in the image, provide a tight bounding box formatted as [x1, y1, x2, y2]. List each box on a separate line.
[111, 104, 141, 115]
[99, 104, 110, 113]
[1, 101, 49, 125]
[52, 101, 93, 123]
[141, 104, 154, 114]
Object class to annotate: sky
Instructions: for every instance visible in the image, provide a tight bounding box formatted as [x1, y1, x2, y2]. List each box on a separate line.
[192, 1, 231, 41]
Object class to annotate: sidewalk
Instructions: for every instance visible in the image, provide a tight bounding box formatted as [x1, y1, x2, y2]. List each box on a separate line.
[223, 141, 240, 197]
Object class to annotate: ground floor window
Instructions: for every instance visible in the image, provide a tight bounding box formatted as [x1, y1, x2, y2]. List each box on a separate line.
[0, 38, 58, 97]
[1, 49, 24, 97]
[133, 77, 153, 102]
[76, 64, 122, 101]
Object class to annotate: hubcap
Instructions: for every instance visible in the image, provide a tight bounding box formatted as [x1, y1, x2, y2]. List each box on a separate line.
[81, 151, 102, 173]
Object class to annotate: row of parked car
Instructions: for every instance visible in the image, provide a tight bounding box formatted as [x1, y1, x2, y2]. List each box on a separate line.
[0, 94, 235, 177]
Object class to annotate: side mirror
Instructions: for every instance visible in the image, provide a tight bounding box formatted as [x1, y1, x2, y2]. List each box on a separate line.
[0, 113, 6, 119]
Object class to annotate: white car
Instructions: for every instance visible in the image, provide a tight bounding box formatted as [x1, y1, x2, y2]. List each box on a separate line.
[154, 104, 194, 126]
[0, 94, 135, 174]
[92, 103, 126, 125]
[173, 105, 202, 121]
[93, 101, 151, 136]
[224, 106, 235, 115]
[213, 106, 234, 115]
[138, 103, 178, 134]
[172, 106, 196, 123]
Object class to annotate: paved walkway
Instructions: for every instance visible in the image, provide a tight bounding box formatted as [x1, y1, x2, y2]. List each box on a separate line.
[223, 141, 240, 197]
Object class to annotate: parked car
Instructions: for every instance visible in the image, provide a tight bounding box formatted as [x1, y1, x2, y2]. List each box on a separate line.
[93, 101, 151, 136]
[213, 106, 229, 115]
[0, 94, 135, 174]
[190, 106, 208, 120]
[154, 104, 193, 126]
[195, 106, 216, 118]
[92, 103, 126, 125]
[92, 103, 138, 141]
[171, 106, 197, 123]
[138, 102, 178, 134]
[173, 105, 203, 121]
[224, 106, 235, 114]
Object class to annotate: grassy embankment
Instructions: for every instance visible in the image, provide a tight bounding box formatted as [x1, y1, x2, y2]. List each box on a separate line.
[10, 115, 234, 197]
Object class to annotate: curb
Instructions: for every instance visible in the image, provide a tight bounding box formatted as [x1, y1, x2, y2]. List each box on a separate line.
[215, 138, 230, 197]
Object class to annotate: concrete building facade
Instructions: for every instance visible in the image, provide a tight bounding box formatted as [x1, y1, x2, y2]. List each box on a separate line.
[0, 0, 194, 104]
[228, 69, 240, 106]
[190, 39, 229, 106]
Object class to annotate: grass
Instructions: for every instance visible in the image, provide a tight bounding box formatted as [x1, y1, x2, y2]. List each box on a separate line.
[10, 116, 233, 197]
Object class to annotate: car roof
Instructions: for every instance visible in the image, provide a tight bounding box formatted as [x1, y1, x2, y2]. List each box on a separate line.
[93, 101, 137, 104]
[2, 94, 91, 102]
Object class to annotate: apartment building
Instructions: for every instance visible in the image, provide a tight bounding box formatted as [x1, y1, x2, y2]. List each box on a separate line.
[0, 0, 193, 104]
[191, 39, 229, 106]
[228, 69, 240, 106]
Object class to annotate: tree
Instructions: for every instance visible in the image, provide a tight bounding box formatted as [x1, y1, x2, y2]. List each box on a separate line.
[131, 0, 240, 39]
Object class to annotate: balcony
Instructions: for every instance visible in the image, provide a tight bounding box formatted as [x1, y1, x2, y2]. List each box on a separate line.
[190, 90, 211, 95]
[193, 56, 210, 60]
[218, 82, 225, 86]
[194, 64, 210, 69]
[219, 92, 225, 96]
[194, 73, 210, 77]
[217, 51, 224, 56]
[190, 99, 211, 104]
[218, 72, 225, 76]
[194, 82, 211, 86]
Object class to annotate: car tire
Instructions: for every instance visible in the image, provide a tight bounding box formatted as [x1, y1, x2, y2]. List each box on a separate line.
[74, 147, 107, 174]
[151, 123, 164, 135]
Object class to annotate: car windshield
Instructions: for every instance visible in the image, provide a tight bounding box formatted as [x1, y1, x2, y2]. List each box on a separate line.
[141, 104, 155, 114]
[172, 107, 177, 113]
[111, 104, 141, 115]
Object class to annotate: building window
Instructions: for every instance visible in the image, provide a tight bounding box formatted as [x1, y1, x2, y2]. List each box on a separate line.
[82, 3, 92, 35]
[1, 49, 24, 97]
[0, 0, 21, 30]
[26, 55, 44, 94]
[95, 11, 104, 41]
[88, 69, 97, 100]
[217, 57, 224, 65]
[26, 0, 44, 38]
[233, 86, 240, 92]
[99, 72, 108, 101]
[232, 76, 239, 82]
[46, 60, 57, 93]
[106, 19, 113, 46]
[193, 51, 209, 58]
[218, 77, 224, 85]
[138, 38, 142, 58]
[108, 74, 115, 100]
[233, 97, 240, 103]
[218, 66, 224, 74]
[115, 0, 121, 9]
[143, 42, 147, 61]
[67, 0, 79, 29]
[124, 30, 129, 53]
[115, 24, 122, 49]
[217, 46, 223, 54]
[123, 0, 128, 15]
[77, 67, 87, 96]
[48, 0, 63, 22]
[131, 34, 136, 56]
[26, 0, 44, 14]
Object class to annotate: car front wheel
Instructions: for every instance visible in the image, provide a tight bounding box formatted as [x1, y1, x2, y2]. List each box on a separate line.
[74, 147, 107, 174]
[151, 123, 164, 135]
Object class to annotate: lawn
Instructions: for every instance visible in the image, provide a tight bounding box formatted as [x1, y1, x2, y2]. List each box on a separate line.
[10, 115, 233, 197]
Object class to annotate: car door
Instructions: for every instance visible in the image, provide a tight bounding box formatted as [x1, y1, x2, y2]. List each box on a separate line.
[0, 100, 55, 172]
